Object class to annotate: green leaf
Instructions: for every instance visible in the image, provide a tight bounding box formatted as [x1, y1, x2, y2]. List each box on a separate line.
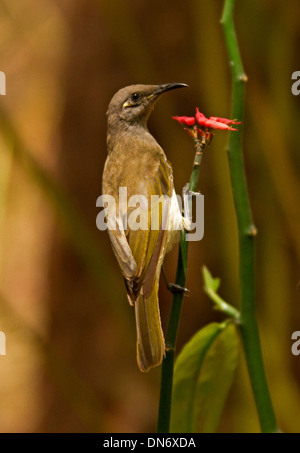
[202, 266, 220, 293]
[170, 321, 240, 433]
[202, 266, 240, 320]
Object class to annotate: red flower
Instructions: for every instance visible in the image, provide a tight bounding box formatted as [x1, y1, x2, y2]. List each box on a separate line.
[196, 108, 240, 131]
[195, 110, 207, 126]
[172, 116, 195, 126]
[209, 116, 242, 125]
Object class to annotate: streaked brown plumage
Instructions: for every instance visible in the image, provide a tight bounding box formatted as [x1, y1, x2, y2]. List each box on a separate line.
[102, 83, 188, 371]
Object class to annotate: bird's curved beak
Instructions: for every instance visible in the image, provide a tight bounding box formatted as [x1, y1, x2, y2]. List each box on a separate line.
[154, 83, 188, 95]
[146, 83, 188, 100]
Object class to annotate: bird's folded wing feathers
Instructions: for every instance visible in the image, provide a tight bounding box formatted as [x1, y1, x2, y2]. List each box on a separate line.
[127, 156, 172, 301]
[104, 150, 173, 303]
[107, 225, 137, 279]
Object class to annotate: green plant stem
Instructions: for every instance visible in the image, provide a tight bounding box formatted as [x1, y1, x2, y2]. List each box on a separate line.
[221, 0, 278, 433]
[157, 128, 204, 433]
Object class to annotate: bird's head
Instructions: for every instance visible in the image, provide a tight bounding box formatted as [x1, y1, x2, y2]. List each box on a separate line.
[107, 83, 188, 129]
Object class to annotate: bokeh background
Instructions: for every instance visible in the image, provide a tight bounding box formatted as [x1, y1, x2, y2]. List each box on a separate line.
[0, 0, 299, 433]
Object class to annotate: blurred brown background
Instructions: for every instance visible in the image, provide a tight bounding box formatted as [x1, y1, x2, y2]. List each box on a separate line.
[0, 0, 300, 433]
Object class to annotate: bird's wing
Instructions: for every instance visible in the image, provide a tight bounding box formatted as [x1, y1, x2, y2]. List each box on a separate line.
[103, 146, 173, 304]
[102, 153, 138, 281]
[107, 222, 137, 279]
[125, 154, 172, 302]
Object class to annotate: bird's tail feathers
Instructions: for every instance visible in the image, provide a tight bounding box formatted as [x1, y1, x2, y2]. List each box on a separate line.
[135, 279, 165, 372]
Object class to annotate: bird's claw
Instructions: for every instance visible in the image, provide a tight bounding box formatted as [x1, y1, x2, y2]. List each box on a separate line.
[182, 183, 200, 197]
[167, 283, 190, 295]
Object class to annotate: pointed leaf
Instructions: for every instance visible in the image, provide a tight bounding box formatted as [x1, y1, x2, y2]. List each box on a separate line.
[203, 266, 220, 293]
[202, 267, 240, 319]
[170, 321, 240, 433]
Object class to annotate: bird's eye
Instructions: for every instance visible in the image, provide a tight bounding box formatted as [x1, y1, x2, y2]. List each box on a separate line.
[131, 93, 140, 102]
[122, 93, 141, 109]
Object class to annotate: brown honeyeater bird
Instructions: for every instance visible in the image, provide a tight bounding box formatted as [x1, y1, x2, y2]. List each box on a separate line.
[102, 83, 189, 372]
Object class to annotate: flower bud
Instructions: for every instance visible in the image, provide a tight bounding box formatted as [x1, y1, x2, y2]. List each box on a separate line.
[172, 116, 195, 126]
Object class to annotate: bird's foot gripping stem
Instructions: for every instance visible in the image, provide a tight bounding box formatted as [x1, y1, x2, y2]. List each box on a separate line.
[182, 182, 200, 198]
[182, 183, 201, 231]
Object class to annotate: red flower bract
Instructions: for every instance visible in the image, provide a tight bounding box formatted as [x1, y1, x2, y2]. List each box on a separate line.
[172, 116, 195, 126]
[196, 108, 240, 131]
[209, 116, 242, 125]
